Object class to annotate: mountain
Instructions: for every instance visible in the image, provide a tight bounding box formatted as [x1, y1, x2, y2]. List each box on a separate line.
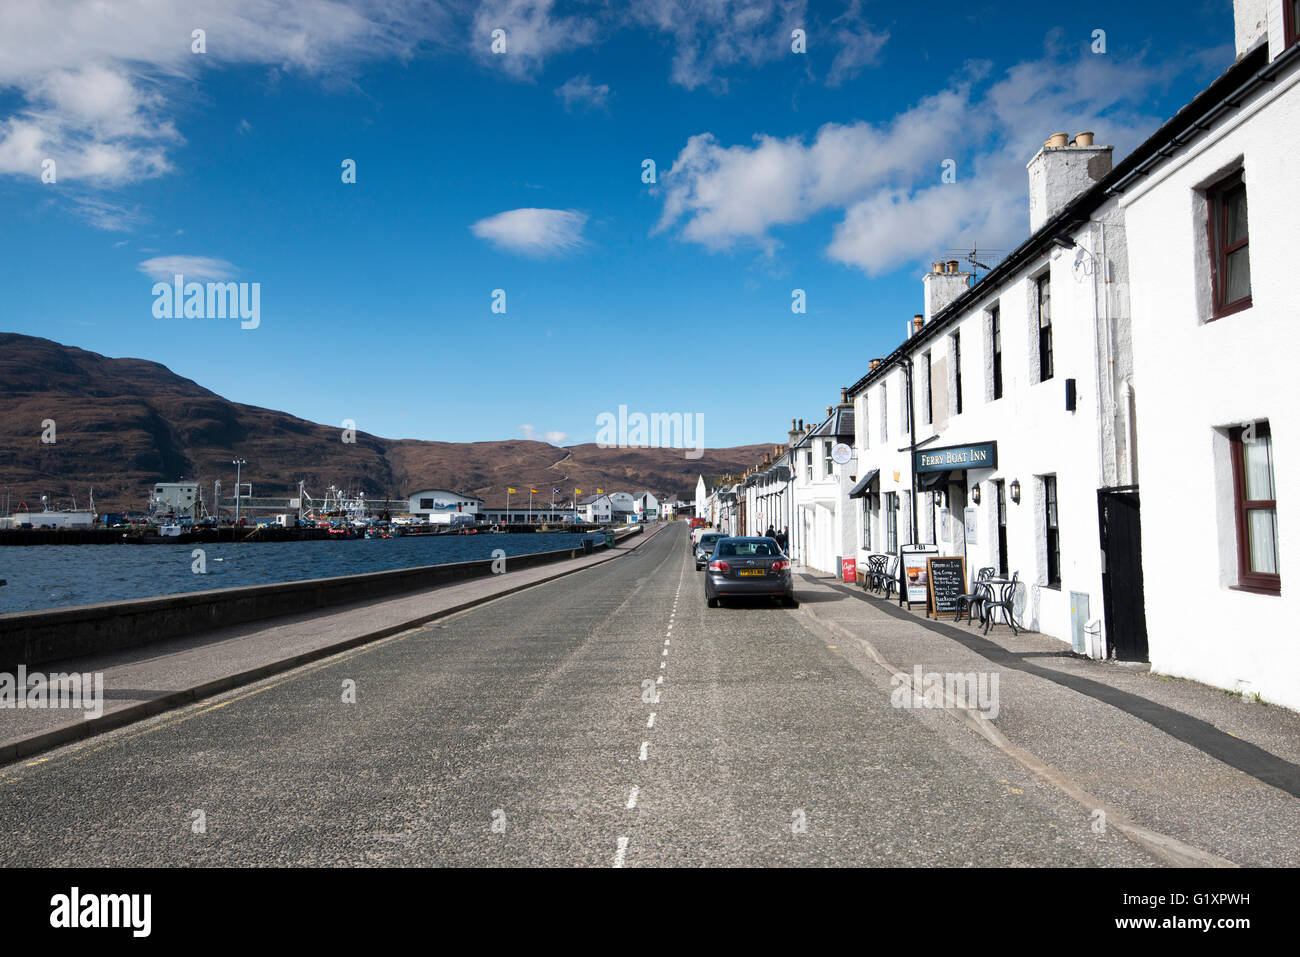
[0, 333, 770, 513]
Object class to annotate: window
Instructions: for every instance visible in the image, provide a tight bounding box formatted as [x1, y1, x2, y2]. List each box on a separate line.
[885, 492, 898, 555]
[881, 383, 889, 442]
[923, 351, 933, 424]
[1044, 475, 1060, 587]
[991, 306, 1003, 400]
[805, 449, 813, 482]
[1288, 0, 1300, 48]
[1208, 171, 1252, 318]
[824, 440, 834, 476]
[861, 498, 872, 550]
[1036, 274, 1053, 382]
[952, 331, 963, 415]
[1231, 423, 1280, 593]
[420, 498, 434, 509]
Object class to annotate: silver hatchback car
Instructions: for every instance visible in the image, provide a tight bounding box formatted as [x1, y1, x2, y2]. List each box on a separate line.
[694, 532, 727, 570]
[704, 537, 796, 608]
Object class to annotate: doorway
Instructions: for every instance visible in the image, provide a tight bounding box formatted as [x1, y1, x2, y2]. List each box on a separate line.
[1098, 486, 1149, 661]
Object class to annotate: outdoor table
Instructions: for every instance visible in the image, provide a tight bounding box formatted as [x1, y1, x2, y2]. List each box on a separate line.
[980, 578, 1018, 628]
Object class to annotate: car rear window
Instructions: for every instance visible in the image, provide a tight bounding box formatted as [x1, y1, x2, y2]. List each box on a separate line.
[717, 540, 777, 557]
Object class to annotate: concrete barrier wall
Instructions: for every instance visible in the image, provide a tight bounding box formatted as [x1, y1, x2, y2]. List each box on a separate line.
[0, 529, 641, 669]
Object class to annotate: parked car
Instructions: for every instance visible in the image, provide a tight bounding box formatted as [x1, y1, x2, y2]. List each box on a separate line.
[691, 524, 722, 550]
[693, 532, 726, 570]
[704, 537, 796, 608]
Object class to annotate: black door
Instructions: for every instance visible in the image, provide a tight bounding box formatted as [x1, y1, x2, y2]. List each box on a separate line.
[995, 480, 1008, 577]
[1099, 487, 1149, 661]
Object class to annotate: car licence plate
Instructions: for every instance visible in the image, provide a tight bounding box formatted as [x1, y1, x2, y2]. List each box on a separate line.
[737, 569, 765, 576]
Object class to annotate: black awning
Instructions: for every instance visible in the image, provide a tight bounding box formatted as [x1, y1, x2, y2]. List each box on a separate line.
[919, 470, 950, 490]
[848, 468, 880, 499]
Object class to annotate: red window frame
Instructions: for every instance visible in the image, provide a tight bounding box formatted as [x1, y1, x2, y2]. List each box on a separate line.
[1207, 171, 1252, 319]
[1230, 423, 1280, 594]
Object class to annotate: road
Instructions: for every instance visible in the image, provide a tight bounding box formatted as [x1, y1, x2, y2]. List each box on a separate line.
[0, 523, 1158, 866]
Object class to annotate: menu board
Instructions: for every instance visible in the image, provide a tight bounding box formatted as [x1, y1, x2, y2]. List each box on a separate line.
[900, 546, 938, 606]
[926, 557, 968, 616]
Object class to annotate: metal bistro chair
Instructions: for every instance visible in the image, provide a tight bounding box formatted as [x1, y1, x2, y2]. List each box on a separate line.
[880, 555, 901, 599]
[954, 566, 996, 625]
[982, 571, 1020, 636]
[865, 554, 889, 592]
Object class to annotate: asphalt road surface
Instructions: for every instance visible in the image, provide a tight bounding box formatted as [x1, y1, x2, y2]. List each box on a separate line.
[0, 523, 1158, 866]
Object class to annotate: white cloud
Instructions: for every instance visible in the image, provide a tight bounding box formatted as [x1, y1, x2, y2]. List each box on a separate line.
[555, 75, 610, 111]
[471, 0, 598, 79]
[137, 255, 239, 281]
[0, 0, 454, 188]
[471, 208, 587, 256]
[519, 424, 568, 444]
[629, 0, 808, 91]
[825, 1, 888, 88]
[656, 44, 1189, 274]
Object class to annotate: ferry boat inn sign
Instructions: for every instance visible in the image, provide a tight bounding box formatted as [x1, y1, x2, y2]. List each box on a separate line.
[914, 441, 998, 473]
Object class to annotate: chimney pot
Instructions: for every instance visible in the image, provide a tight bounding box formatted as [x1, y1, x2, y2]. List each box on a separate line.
[913, 315, 924, 333]
[1048, 132, 1069, 148]
[946, 260, 959, 273]
[932, 262, 943, 273]
[1074, 131, 1094, 147]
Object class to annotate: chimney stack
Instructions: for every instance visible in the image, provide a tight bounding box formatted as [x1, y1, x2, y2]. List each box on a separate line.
[869, 358, 881, 371]
[1233, 0, 1268, 58]
[838, 387, 851, 408]
[1027, 132, 1114, 233]
[923, 264, 972, 322]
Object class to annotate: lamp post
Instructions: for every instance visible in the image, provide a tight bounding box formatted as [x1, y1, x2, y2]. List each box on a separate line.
[232, 459, 246, 524]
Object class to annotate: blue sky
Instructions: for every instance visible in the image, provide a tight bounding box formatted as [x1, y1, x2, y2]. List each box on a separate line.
[1, 0, 1233, 449]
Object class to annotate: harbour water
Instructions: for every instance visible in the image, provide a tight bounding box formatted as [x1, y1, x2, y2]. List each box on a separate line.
[0, 533, 604, 614]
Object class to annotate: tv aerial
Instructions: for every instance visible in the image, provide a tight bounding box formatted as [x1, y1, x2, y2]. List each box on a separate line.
[943, 242, 1006, 282]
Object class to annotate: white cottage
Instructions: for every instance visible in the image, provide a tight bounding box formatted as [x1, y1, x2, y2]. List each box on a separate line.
[1118, 0, 1300, 708]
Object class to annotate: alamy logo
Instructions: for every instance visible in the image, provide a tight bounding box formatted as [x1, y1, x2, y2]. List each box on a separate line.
[0, 667, 103, 720]
[890, 665, 999, 719]
[50, 888, 151, 937]
[595, 405, 704, 460]
[152, 273, 260, 329]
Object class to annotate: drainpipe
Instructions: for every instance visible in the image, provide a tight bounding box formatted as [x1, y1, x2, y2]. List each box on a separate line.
[1120, 376, 1137, 486]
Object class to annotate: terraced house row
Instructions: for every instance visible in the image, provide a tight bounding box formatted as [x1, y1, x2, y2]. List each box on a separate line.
[699, 0, 1300, 711]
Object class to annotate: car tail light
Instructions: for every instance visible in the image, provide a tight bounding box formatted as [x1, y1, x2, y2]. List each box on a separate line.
[772, 560, 790, 572]
[709, 560, 729, 573]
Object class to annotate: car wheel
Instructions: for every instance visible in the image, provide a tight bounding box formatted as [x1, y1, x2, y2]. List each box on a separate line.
[706, 595, 719, 608]
[783, 595, 799, 608]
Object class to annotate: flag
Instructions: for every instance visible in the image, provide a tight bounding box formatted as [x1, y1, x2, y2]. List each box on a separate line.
[508, 487, 516, 494]
[597, 488, 604, 494]
[552, 487, 560, 495]
[530, 488, 538, 494]
[574, 488, 581, 495]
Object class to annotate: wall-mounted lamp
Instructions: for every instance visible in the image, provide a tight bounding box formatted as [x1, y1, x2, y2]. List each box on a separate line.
[971, 483, 981, 506]
[1010, 479, 1021, 504]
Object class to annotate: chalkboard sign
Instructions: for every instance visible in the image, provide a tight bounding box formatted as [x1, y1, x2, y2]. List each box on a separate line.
[926, 556, 967, 616]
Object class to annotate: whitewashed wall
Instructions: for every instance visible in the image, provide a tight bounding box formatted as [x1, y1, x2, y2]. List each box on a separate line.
[1121, 53, 1300, 709]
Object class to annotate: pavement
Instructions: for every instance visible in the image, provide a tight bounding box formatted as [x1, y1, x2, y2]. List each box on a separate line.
[0, 521, 1295, 866]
